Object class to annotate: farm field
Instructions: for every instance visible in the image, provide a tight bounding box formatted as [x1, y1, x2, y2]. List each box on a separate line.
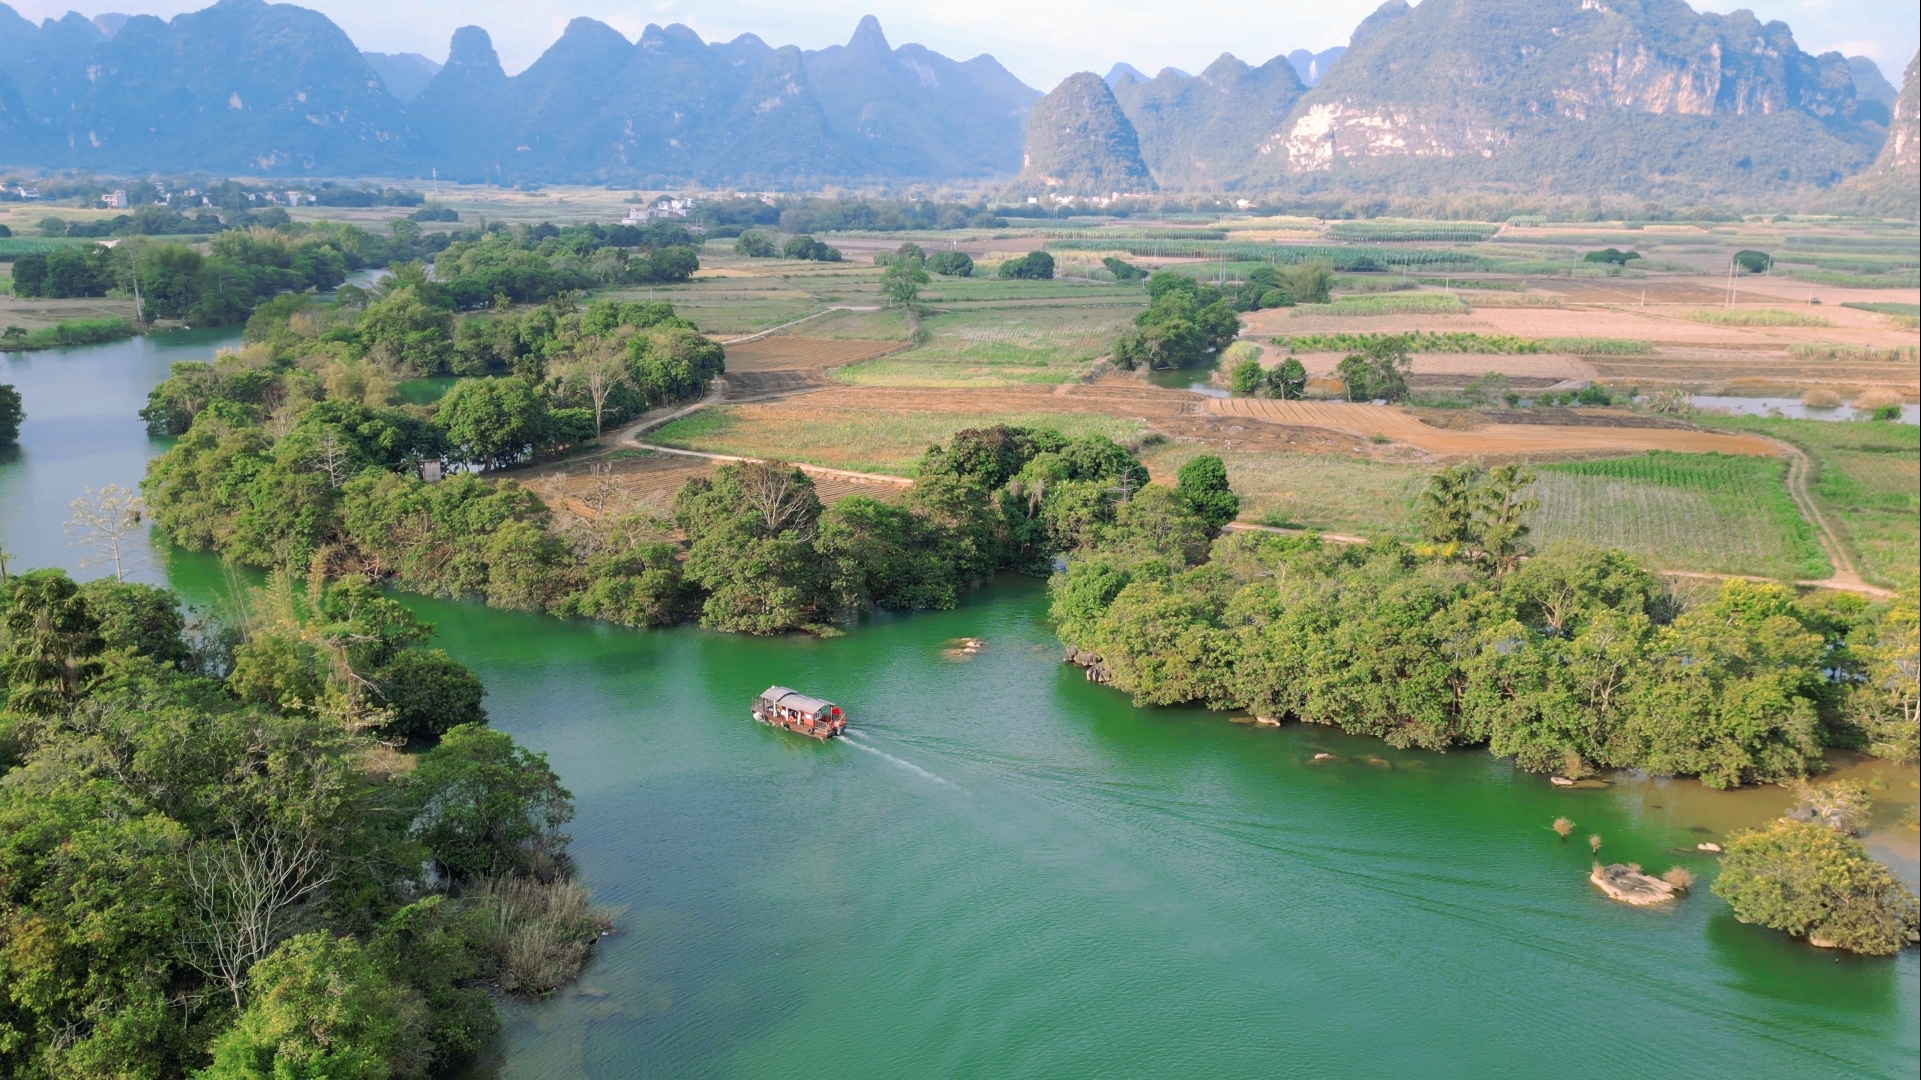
[649, 403, 1151, 476]
[1139, 445, 1427, 536]
[1692, 416, 1921, 588]
[0, 291, 142, 332]
[1531, 453, 1829, 580]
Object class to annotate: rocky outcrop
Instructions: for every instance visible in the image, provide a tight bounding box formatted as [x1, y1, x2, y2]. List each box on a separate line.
[1064, 646, 1112, 684]
[1016, 72, 1155, 195]
[1251, 0, 1888, 196]
[1590, 863, 1680, 905]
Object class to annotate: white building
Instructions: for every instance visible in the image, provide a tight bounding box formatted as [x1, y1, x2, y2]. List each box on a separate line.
[102, 190, 129, 209]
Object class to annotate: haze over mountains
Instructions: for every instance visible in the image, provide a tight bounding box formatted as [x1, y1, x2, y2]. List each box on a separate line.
[1, 0, 1913, 202]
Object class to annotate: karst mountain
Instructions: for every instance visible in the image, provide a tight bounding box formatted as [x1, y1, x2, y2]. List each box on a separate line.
[0, 0, 1910, 198]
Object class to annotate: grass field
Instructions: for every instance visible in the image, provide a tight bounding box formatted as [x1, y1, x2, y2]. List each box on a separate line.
[649, 405, 1149, 476]
[1684, 309, 1831, 327]
[1692, 417, 1920, 588]
[1140, 446, 1427, 536]
[1532, 453, 1829, 580]
[1292, 293, 1468, 318]
[839, 297, 1142, 387]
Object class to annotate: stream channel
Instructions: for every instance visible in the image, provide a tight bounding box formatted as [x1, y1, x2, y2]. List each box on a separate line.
[3, 332, 1917, 1078]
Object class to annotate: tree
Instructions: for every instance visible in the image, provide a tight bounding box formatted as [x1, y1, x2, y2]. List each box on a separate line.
[1270, 357, 1308, 399]
[929, 250, 974, 277]
[733, 230, 777, 257]
[562, 340, 633, 436]
[879, 255, 930, 308]
[1102, 256, 1147, 281]
[436, 376, 548, 471]
[408, 724, 574, 882]
[183, 820, 338, 1008]
[375, 648, 487, 744]
[198, 932, 431, 1080]
[0, 568, 105, 713]
[998, 251, 1055, 280]
[1850, 587, 1919, 762]
[1336, 337, 1411, 402]
[1230, 358, 1265, 395]
[1175, 455, 1239, 530]
[64, 484, 149, 581]
[1712, 818, 1918, 955]
[0, 383, 21, 444]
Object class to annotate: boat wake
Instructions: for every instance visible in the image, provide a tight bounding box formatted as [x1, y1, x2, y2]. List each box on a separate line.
[841, 733, 958, 789]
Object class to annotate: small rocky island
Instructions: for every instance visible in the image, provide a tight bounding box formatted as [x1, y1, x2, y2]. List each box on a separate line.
[1590, 863, 1681, 906]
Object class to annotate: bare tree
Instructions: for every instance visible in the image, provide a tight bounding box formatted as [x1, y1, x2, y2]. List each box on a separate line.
[315, 429, 352, 488]
[584, 460, 623, 517]
[65, 484, 148, 581]
[564, 341, 632, 436]
[181, 821, 335, 1008]
[741, 462, 816, 539]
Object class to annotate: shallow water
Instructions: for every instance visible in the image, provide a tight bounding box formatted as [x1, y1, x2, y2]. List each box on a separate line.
[1690, 395, 1921, 425]
[4, 334, 1918, 1079]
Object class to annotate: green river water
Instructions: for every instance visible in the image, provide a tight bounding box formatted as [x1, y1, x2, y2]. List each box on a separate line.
[4, 333, 1918, 1078]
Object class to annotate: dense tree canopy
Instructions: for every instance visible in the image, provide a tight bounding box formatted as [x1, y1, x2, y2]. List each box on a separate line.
[0, 568, 597, 1077]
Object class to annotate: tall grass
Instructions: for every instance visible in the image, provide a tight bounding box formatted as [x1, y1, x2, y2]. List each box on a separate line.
[465, 877, 615, 995]
[1290, 293, 1467, 317]
[1684, 309, 1830, 327]
[0, 317, 138, 351]
[1787, 342, 1920, 363]
[1541, 336, 1654, 355]
[1273, 331, 1545, 354]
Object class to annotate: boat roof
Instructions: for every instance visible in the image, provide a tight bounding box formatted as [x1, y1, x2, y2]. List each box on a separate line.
[759, 686, 836, 714]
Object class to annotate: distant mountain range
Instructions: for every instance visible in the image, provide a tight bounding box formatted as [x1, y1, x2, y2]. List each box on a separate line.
[0, 0, 1912, 200]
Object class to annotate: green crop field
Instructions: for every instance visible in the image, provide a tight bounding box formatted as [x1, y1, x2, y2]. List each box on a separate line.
[1272, 331, 1546, 354]
[1326, 221, 1501, 243]
[1531, 452, 1828, 581]
[1291, 293, 1468, 317]
[840, 302, 1140, 386]
[1692, 417, 1920, 588]
[1684, 309, 1830, 327]
[1540, 337, 1656, 355]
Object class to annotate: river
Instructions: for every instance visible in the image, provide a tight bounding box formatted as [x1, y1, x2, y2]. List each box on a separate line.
[3, 333, 1917, 1078]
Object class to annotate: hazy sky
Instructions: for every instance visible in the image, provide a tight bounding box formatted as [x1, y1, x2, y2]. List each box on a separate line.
[14, 0, 1920, 90]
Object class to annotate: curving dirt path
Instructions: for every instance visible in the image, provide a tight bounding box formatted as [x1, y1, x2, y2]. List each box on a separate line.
[1761, 436, 1893, 598]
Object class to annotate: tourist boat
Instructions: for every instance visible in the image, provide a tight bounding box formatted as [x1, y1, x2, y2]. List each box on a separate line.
[753, 686, 846, 740]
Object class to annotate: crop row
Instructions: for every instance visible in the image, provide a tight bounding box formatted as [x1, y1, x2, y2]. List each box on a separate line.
[1042, 238, 1488, 270]
[1327, 222, 1501, 242]
[1271, 331, 1547, 354]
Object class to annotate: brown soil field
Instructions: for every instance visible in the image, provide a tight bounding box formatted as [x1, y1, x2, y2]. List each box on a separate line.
[1281, 351, 1597, 382]
[0, 293, 142, 331]
[1243, 288, 1918, 398]
[723, 336, 905, 371]
[525, 446, 900, 517]
[1203, 399, 1780, 460]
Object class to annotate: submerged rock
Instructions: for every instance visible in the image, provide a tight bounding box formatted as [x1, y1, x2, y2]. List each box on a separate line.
[1589, 863, 1680, 906]
[1063, 646, 1111, 684]
[1697, 842, 1723, 853]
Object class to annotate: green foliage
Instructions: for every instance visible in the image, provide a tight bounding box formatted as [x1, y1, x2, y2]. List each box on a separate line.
[997, 251, 1057, 280]
[1230, 357, 1265, 395]
[781, 235, 842, 262]
[1274, 331, 1546, 355]
[1110, 272, 1239, 370]
[198, 933, 431, 1080]
[1102, 256, 1147, 281]
[1176, 455, 1239, 529]
[1294, 292, 1467, 317]
[1328, 221, 1501, 242]
[1052, 526, 1850, 787]
[1335, 336, 1413, 402]
[1848, 588, 1919, 762]
[0, 566, 586, 1076]
[0, 317, 138, 352]
[409, 724, 574, 882]
[435, 377, 549, 470]
[0, 384, 21, 444]
[1582, 247, 1643, 265]
[1733, 249, 1773, 273]
[733, 230, 778, 257]
[375, 648, 487, 744]
[879, 253, 931, 308]
[927, 250, 975, 277]
[1712, 819, 1919, 955]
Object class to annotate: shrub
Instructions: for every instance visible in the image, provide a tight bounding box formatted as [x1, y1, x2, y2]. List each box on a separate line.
[1175, 455, 1238, 530]
[928, 250, 973, 277]
[1712, 819, 1918, 955]
[461, 877, 614, 995]
[998, 251, 1056, 280]
[780, 235, 840, 262]
[1102, 256, 1147, 281]
[733, 230, 777, 258]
